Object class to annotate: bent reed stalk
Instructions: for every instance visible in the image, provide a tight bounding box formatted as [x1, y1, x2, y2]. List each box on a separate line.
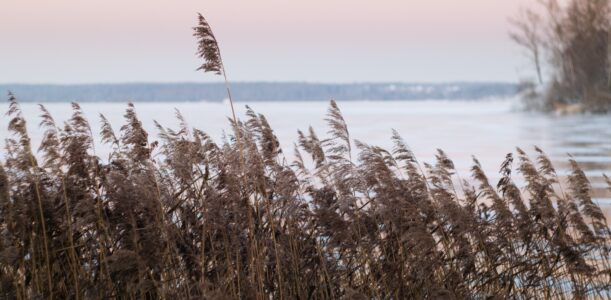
[193, 13, 244, 172]
[0, 95, 609, 299]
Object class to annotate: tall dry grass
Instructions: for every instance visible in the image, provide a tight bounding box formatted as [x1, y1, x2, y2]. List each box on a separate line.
[0, 94, 609, 299]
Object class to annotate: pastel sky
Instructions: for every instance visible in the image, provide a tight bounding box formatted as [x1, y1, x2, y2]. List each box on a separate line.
[1, 0, 533, 83]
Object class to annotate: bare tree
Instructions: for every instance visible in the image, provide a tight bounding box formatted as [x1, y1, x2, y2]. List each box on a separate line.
[510, 8, 545, 85]
[511, 0, 611, 112]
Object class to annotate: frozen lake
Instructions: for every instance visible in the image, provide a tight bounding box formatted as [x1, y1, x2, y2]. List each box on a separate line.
[2, 99, 611, 206]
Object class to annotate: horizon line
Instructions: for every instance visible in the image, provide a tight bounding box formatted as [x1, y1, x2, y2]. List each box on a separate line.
[0, 80, 519, 86]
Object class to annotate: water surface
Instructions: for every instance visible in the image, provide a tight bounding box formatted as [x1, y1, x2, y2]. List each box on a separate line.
[2, 99, 610, 206]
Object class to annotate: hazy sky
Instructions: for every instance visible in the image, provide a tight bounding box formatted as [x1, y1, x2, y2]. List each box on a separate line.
[1, 0, 532, 83]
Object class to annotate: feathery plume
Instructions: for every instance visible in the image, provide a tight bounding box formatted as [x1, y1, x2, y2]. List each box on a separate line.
[194, 13, 223, 75]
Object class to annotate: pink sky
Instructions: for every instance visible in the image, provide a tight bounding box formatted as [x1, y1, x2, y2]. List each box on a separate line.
[0, 0, 532, 83]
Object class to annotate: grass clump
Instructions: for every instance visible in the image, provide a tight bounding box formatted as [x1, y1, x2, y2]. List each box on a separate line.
[0, 95, 609, 299]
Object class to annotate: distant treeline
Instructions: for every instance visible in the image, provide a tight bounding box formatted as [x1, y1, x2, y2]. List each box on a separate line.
[0, 82, 518, 102]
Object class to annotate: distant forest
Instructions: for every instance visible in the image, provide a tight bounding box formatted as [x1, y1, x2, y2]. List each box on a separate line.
[1, 82, 518, 102]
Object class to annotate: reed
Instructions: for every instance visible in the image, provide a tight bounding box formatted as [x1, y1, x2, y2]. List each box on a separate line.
[0, 94, 609, 299]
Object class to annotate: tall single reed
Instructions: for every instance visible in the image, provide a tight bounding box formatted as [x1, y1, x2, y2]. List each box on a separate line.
[193, 12, 243, 169]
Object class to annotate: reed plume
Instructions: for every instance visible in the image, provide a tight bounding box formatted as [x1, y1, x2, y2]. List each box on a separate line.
[194, 13, 223, 75]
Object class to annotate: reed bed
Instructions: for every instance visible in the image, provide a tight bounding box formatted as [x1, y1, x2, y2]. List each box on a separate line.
[0, 93, 609, 299]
